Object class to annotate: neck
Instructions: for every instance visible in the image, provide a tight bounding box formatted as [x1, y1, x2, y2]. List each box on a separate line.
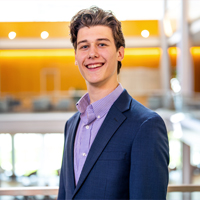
[87, 81, 119, 104]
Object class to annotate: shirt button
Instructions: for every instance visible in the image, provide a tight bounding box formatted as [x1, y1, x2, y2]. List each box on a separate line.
[86, 125, 89, 129]
[97, 115, 100, 119]
[82, 153, 87, 157]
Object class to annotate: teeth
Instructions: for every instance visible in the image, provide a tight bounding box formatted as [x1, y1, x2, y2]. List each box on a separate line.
[87, 64, 103, 69]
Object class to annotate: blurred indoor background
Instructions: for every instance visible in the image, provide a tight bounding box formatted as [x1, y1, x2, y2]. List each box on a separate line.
[0, 0, 200, 199]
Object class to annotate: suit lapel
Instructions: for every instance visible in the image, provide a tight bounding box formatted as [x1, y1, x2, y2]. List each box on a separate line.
[65, 112, 80, 196]
[72, 90, 132, 197]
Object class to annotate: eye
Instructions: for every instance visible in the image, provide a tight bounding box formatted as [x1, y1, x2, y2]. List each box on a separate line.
[80, 45, 88, 49]
[99, 43, 106, 47]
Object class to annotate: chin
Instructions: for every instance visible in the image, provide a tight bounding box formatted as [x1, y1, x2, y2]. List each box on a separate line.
[87, 80, 104, 87]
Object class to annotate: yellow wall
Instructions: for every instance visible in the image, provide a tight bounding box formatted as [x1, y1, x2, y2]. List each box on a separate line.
[0, 49, 86, 94]
[0, 21, 159, 38]
[123, 48, 161, 67]
[122, 20, 159, 37]
[0, 22, 70, 38]
[1, 47, 200, 95]
[0, 48, 163, 95]
[0, 20, 162, 96]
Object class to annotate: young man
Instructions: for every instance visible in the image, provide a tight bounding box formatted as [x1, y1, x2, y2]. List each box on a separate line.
[58, 6, 169, 200]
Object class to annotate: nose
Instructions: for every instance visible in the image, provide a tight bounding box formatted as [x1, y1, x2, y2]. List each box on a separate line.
[88, 45, 99, 59]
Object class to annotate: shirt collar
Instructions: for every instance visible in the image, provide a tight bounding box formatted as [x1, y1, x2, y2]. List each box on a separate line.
[92, 83, 124, 118]
[76, 83, 124, 119]
[76, 93, 90, 114]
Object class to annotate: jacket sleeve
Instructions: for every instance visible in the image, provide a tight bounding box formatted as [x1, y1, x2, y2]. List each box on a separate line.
[57, 121, 68, 200]
[129, 114, 169, 200]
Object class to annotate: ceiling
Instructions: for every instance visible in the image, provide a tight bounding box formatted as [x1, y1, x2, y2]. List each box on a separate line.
[0, 0, 200, 48]
[0, 0, 199, 22]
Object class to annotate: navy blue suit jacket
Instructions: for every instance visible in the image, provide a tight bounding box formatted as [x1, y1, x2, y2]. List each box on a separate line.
[58, 89, 169, 200]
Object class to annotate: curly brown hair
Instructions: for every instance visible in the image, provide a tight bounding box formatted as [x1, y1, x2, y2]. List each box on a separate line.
[70, 6, 125, 74]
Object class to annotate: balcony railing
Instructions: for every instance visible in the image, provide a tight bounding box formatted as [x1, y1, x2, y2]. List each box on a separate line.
[0, 186, 58, 196]
[0, 185, 200, 196]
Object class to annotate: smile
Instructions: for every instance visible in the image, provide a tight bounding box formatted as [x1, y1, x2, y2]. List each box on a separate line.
[86, 63, 104, 69]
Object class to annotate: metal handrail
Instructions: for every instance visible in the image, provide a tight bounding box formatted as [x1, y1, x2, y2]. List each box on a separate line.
[0, 185, 200, 196]
[167, 184, 200, 192]
[0, 187, 58, 196]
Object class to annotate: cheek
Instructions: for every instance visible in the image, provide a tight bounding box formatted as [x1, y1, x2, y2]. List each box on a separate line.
[76, 53, 85, 63]
[101, 50, 110, 58]
[78, 64, 85, 73]
[106, 49, 118, 60]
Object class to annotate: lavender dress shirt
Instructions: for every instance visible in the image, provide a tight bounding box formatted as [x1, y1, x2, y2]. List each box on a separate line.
[74, 83, 124, 185]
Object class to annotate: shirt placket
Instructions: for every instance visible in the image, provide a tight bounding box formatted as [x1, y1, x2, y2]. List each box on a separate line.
[77, 123, 92, 175]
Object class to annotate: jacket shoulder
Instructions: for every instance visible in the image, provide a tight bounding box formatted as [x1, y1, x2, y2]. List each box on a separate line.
[67, 111, 80, 123]
[119, 90, 165, 125]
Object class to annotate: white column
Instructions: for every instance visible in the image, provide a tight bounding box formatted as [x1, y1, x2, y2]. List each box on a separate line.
[11, 134, 16, 179]
[177, 0, 193, 98]
[159, 0, 171, 108]
[182, 142, 191, 200]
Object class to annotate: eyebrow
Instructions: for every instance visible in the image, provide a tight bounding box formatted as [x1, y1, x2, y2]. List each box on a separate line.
[77, 40, 87, 46]
[97, 38, 111, 42]
[77, 38, 111, 46]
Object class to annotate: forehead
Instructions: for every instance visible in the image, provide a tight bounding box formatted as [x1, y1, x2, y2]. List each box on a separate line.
[77, 25, 114, 42]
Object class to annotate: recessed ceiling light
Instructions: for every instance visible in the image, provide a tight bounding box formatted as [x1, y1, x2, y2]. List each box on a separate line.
[41, 31, 49, 39]
[8, 31, 16, 40]
[141, 30, 150, 38]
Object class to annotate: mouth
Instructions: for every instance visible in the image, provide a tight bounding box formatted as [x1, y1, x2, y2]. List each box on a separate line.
[86, 63, 104, 69]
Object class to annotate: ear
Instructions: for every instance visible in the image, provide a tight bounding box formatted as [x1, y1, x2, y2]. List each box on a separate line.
[117, 46, 124, 61]
[74, 50, 77, 65]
